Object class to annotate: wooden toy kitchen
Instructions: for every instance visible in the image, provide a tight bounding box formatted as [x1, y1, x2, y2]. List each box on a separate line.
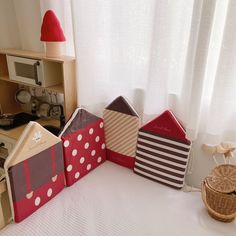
[0, 48, 76, 228]
[0, 48, 76, 156]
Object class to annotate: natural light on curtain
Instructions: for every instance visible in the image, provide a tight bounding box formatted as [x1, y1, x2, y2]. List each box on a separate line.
[41, 0, 236, 144]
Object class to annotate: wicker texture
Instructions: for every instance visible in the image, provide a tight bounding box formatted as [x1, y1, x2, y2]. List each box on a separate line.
[207, 164, 236, 193]
[202, 181, 236, 222]
[202, 164, 236, 222]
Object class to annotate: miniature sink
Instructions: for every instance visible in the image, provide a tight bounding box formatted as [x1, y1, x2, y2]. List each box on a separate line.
[43, 125, 61, 136]
[0, 112, 39, 130]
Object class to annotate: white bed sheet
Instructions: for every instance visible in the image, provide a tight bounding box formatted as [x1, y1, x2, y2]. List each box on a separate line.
[1, 161, 235, 236]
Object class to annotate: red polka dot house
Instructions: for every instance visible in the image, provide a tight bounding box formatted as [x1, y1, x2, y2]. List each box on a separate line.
[1, 96, 191, 225]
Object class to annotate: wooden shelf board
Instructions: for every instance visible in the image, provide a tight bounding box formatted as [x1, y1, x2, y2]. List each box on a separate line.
[47, 84, 64, 93]
[0, 76, 10, 81]
[0, 48, 75, 63]
[0, 77, 64, 93]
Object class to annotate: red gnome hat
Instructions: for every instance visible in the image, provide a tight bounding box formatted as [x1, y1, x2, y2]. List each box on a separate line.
[40, 10, 66, 42]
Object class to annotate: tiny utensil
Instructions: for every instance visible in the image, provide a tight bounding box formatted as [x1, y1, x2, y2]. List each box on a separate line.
[15, 88, 32, 105]
[37, 102, 51, 118]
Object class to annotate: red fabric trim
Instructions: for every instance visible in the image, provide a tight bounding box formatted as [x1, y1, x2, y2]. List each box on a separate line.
[14, 172, 65, 223]
[106, 149, 134, 169]
[23, 160, 32, 193]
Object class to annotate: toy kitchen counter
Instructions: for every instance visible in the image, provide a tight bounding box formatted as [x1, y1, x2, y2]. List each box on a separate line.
[0, 116, 60, 159]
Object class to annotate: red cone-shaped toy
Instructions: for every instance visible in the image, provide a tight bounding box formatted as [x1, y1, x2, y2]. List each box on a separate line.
[40, 10, 65, 42]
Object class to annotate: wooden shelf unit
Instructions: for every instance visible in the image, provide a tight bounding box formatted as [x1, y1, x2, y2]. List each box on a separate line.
[0, 76, 64, 93]
[0, 48, 77, 121]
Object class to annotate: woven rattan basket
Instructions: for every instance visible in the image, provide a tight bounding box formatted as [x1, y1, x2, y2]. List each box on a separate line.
[201, 164, 236, 222]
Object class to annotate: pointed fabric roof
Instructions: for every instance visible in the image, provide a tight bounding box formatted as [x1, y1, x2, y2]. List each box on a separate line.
[4, 122, 61, 168]
[40, 10, 66, 42]
[59, 108, 100, 137]
[105, 96, 138, 116]
[140, 110, 190, 144]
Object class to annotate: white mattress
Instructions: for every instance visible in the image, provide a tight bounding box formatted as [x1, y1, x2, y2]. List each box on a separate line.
[1, 161, 235, 236]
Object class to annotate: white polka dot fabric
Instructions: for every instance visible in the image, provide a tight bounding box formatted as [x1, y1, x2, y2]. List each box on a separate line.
[34, 197, 41, 206]
[47, 188, 53, 197]
[63, 140, 70, 147]
[60, 109, 106, 186]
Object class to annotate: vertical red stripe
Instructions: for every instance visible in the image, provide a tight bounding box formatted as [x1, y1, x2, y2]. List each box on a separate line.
[23, 160, 32, 193]
[51, 146, 56, 177]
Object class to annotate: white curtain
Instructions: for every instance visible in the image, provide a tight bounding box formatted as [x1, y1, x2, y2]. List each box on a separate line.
[0, 0, 42, 50]
[0, 0, 20, 48]
[1, 0, 235, 144]
[40, 0, 74, 56]
[0, 0, 74, 54]
[70, 0, 236, 145]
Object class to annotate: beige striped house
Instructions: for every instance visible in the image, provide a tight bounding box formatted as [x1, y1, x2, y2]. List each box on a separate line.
[103, 96, 140, 169]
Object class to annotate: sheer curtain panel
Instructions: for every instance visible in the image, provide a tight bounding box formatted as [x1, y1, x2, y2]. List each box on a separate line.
[71, 0, 236, 145]
[0, 0, 235, 186]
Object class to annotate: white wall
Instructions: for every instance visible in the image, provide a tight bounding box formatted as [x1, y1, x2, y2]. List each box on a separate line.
[0, 0, 20, 48]
[0, 0, 72, 54]
[13, 0, 43, 51]
[185, 134, 236, 188]
[0, 0, 43, 51]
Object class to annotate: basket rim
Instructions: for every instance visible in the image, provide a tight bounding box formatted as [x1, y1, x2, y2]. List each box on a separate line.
[207, 164, 236, 193]
[202, 181, 236, 220]
[205, 180, 236, 198]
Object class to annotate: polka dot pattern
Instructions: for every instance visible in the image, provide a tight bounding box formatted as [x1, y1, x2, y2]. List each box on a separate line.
[77, 134, 82, 141]
[47, 188, 53, 197]
[62, 117, 106, 186]
[35, 197, 41, 206]
[72, 149, 78, 156]
[80, 157, 85, 164]
[15, 162, 65, 221]
[75, 172, 80, 179]
[67, 164, 73, 172]
[64, 140, 70, 147]
[91, 150, 96, 156]
[87, 164, 91, 171]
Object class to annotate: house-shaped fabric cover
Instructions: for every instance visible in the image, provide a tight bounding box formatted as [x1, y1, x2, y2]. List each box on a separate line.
[4, 122, 65, 222]
[134, 110, 191, 189]
[103, 96, 140, 169]
[59, 108, 106, 186]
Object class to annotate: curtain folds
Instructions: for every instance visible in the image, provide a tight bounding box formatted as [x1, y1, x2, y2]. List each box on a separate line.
[1, 0, 234, 144]
[70, 0, 236, 144]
